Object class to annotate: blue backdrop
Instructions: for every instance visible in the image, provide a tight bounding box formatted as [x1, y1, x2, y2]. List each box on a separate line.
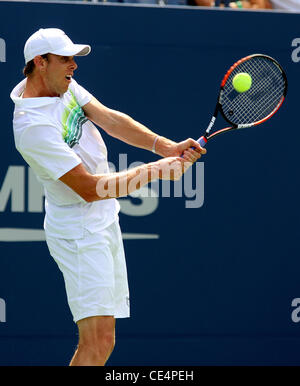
[0, 1, 300, 366]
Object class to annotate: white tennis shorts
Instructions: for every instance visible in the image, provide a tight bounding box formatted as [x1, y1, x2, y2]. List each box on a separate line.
[45, 220, 130, 323]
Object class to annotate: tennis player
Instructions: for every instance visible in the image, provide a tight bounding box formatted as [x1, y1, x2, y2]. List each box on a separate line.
[10, 28, 206, 366]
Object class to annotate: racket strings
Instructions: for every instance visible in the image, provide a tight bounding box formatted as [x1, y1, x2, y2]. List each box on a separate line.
[221, 56, 286, 125]
[231, 61, 283, 121]
[245, 59, 284, 118]
[229, 59, 284, 119]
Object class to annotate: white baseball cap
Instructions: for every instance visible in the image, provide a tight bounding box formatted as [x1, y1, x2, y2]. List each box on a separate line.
[24, 28, 91, 64]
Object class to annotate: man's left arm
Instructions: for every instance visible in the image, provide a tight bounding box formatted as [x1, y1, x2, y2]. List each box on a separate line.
[82, 97, 206, 161]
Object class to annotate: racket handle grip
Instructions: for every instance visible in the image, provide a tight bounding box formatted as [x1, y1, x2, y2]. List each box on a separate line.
[197, 136, 207, 148]
[181, 136, 207, 158]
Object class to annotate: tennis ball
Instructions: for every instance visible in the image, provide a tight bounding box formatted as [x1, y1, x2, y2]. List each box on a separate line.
[232, 72, 252, 93]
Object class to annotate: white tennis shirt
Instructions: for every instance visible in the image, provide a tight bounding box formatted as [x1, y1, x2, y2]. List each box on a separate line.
[10, 78, 120, 239]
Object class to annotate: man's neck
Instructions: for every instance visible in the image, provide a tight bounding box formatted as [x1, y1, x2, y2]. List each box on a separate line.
[23, 76, 59, 98]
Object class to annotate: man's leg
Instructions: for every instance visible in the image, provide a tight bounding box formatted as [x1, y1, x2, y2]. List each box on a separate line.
[70, 315, 116, 366]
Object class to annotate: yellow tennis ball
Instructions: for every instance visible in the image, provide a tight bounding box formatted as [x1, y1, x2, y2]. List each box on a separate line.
[232, 72, 252, 93]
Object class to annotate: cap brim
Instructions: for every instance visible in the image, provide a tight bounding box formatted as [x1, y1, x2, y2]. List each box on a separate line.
[50, 44, 91, 57]
[74, 44, 91, 56]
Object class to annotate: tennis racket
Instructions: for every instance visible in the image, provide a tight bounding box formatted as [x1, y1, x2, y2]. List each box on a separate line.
[197, 54, 287, 148]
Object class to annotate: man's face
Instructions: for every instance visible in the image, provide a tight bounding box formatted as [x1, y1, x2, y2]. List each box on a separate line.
[42, 54, 78, 96]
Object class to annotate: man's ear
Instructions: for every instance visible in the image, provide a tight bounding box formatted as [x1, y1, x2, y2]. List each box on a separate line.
[33, 55, 48, 71]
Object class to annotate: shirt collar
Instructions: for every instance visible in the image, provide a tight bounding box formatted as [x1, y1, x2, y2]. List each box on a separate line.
[10, 78, 62, 108]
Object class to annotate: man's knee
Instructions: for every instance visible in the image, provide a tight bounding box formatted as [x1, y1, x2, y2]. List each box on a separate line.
[96, 329, 115, 353]
[79, 330, 114, 355]
[77, 316, 116, 362]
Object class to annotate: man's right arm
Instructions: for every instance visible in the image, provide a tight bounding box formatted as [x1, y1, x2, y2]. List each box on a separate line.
[59, 157, 191, 203]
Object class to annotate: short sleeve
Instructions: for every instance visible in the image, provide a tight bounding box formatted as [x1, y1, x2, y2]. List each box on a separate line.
[18, 123, 82, 181]
[69, 78, 93, 107]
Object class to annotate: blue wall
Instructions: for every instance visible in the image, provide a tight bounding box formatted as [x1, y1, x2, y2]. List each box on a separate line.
[1, 1, 300, 365]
